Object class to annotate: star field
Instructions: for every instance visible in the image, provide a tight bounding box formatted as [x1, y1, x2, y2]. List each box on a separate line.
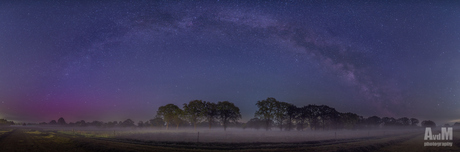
[0, 1, 459, 124]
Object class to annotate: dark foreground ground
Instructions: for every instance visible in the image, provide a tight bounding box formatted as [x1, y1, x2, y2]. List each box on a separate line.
[0, 127, 459, 152]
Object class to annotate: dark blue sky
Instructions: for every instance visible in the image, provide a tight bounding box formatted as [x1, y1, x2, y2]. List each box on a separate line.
[0, 1, 459, 124]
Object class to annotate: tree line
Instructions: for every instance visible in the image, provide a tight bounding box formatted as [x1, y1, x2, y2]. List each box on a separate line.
[7, 97, 456, 130]
[0, 119, 14, 126]
[156, 100, 241, 130]
[30, 100, 243, 131]
[249, 97, 428, 131]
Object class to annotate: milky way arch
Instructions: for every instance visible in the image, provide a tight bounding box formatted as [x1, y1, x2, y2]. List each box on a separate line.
[70, 2, 406, 117]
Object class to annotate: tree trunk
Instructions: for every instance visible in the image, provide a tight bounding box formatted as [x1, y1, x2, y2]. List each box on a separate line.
[288, 117, 292, 131]
[279, 121, 283, 131]
[265, 119, 270, 131]
[223, 117, 228, 131]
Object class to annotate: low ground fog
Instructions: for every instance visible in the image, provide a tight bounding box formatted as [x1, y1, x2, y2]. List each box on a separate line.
[28, 126, 432, 143]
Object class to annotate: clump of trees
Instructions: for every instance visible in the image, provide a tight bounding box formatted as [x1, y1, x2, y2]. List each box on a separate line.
[421, 120, 436, 127]
[204, 101, 218, 129]
[183, 100, 205, 129]
[217, 101, 242, 131]
[245, 118, 265, 130]
[39, 117, 141, 128]
[454, 122, 460, 126]
[157, 104, 183, 129]
[18, 97, 435, 131]
[249, 97, 422, 131]
[0, 119, 14, 126]
[155, 100, 241, 131]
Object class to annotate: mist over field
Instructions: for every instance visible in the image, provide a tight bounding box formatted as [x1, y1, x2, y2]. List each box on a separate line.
[1, 125, 458, 151]
[31, 126, 423, 142]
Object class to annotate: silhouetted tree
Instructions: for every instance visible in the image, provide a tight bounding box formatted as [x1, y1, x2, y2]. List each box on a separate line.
[217, 101, 242, 131]
[57, 117, 67, 125]
[285, 104, 298, 131]
[150, 116, 165, 128]
[0, 119, 14, 126]
[410, 118, 419, 126]
[68, 122, 75, 126]
[382, 117, 394, 127]
[143, 120, 151, 127]
[204, 101, 218, 129]
[183, 100, 206, 130]
[106, 121, 118, 128]
[305, 105, 320, 130]
[340, 112, 359, 129]
[317, 105, 339, 130]
[356, 116, 366, 129]
[397, 117, 410, 126]
[121, 119, 135, 127]
[49, 120, 57, 125]
[246, 118, 264, 130]
[274, 101, 290, 131]
[138, 121, 144, 127]
[76, 120, 86, 127]
[421, 120, 436, 128]
[454, 122, 460, 126]
[90, 121, 103, 127]
[296, 106, 310, 131]
[366, 116, 382, 128]
[255, 97, 277, 131]
[171, 112, 184, 129]
[157, 104, 183, 130]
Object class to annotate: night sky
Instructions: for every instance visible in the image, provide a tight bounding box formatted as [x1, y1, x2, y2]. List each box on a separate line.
[1, 1, 459, 125]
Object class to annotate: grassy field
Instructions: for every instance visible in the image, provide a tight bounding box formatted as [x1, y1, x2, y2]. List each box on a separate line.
[0, 127, 458, 151]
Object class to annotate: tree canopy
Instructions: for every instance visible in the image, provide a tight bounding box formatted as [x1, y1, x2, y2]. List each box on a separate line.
[204, 101, 218, 129]
[156, 104, 183, 130]
[217, 101, 242, 131]
[183, 100, 206, 130]
[255, 97, 277, 131]
[57, 117, 66, 125]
